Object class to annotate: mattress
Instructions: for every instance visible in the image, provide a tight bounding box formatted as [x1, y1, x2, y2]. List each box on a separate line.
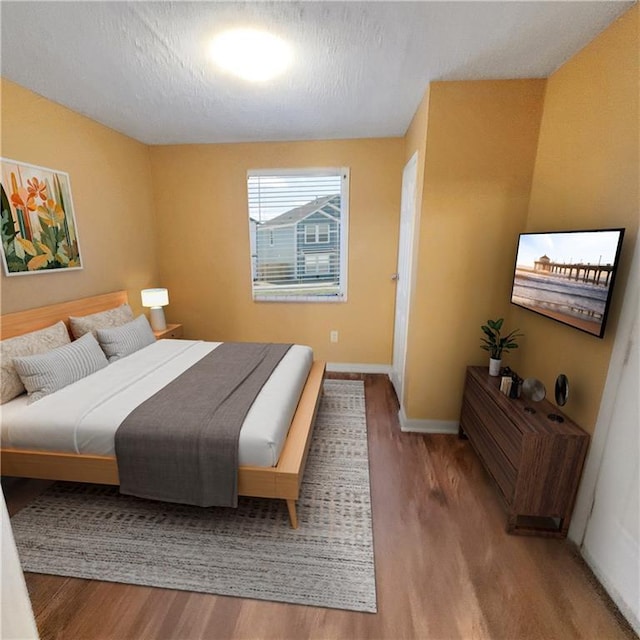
[0, 340, 313, 467]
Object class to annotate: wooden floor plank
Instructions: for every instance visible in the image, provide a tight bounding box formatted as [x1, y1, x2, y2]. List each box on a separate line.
[3, 374, 635, 640]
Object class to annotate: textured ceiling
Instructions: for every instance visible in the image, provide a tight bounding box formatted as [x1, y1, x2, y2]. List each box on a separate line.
[0, 1, 633, 145]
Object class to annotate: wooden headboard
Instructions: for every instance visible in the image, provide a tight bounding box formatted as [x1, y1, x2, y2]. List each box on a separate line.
[0, 291, 129, 340]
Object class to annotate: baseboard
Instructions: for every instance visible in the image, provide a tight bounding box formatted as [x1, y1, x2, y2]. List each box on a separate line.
[398, 405, 459, 434]
[326, 362, 392, 374]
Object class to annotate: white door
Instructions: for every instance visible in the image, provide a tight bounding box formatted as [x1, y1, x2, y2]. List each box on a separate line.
[390, 152, 418, 403]
[581, 293, 639, 631]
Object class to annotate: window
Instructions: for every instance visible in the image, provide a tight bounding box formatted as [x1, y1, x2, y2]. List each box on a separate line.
[317, 224, 329, 243]
[305, 223, 330, 244]
[247, 168, 349, 301]
[305, 253, 331, 275]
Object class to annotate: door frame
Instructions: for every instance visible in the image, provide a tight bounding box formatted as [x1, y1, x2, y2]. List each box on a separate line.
[390, 151, 419, 405]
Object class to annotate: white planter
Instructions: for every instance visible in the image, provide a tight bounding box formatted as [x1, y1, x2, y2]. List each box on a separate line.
[489, 358, 502, 376]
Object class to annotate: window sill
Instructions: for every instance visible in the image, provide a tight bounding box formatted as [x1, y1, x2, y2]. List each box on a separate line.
[253, 295, 347, 303]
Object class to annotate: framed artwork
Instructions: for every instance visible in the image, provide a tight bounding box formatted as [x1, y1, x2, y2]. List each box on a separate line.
[1, 158, 82, 276]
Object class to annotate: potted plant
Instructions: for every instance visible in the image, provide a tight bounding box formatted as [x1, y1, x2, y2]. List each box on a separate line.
[480, 318, 522, 376]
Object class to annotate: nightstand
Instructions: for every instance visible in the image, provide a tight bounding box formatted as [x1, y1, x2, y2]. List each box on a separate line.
[153, 323, 183, 340]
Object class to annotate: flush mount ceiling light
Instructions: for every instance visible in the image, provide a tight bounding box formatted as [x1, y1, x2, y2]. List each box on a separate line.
[208, 28, 292, 82]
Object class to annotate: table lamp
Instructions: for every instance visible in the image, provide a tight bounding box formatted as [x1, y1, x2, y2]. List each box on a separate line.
[141, 288, 169, 332]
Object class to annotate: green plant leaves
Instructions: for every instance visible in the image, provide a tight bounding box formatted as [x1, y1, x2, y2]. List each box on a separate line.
[480, 318, 522, 359]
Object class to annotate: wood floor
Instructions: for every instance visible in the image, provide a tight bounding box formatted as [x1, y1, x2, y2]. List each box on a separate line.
[4, 374, 636, 640]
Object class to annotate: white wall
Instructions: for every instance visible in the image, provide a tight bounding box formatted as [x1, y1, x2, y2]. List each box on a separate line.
[569, 232, 640, 634]
[1, 491, 39, 640]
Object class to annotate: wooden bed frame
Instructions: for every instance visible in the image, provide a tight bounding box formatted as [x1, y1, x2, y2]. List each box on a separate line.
[0, 291, 325, 528]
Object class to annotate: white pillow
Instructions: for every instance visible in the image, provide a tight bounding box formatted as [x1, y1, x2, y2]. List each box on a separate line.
[13, 333, 109, 403]
[0, 321, 71, 404]
[96, 315, 156, 362]
[69, 303, 134, 339]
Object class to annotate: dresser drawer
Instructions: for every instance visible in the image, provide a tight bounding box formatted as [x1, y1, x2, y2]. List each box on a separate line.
[465, 373, 523, 467]
[461, 398, 516, 503]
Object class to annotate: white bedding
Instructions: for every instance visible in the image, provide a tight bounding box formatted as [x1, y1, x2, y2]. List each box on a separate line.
[0, 340, 313, 467]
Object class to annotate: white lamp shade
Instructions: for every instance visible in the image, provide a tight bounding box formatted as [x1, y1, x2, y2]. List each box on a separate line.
[141, 288, 169, 308]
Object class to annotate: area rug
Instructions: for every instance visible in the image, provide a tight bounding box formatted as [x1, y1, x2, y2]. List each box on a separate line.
[10, 380, 376, 613]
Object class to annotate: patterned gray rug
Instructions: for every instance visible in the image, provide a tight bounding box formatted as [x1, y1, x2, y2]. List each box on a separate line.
[10, 380, 376, 612]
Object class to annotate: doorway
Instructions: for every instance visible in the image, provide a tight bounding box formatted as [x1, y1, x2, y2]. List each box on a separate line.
[390, 152, 418, 405]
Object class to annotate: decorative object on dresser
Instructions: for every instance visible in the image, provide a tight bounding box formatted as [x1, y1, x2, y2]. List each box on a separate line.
[153, 323, 183, 340]
[141, 287, 169, 331]
[480, 318, 522, 376]
[522, 377, 547, 403]
[459, 366, 589, 537]
[549, 373, 569, 422]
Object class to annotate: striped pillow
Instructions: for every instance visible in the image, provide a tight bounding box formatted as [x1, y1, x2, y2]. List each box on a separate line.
[13, 333, 109, 403]
[96, 315, 156, 363]
[0, 321, 71, 404]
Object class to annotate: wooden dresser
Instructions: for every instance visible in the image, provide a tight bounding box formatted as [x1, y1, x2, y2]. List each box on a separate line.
[459, 366, 589, 537]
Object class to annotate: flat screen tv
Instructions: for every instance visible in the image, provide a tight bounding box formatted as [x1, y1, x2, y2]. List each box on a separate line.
[510, 228, 625, 338]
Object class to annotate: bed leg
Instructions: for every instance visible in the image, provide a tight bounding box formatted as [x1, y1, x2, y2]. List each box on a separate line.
[286, 499, 299, 529]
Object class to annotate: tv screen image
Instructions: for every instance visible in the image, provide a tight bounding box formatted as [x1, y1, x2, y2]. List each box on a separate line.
[510, 229, 625, 338]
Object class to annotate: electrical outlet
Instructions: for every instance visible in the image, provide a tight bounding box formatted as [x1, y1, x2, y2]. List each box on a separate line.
[330, 330, 339, 343]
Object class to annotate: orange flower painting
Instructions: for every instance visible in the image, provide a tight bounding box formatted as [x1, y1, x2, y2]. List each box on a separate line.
[1, 158, 82, 275]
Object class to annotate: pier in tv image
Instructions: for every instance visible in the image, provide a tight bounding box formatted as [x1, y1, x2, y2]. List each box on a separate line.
[510, 229, 625, 338]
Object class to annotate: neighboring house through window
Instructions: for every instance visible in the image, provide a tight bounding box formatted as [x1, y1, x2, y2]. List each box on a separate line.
[247, 168, 349, 301]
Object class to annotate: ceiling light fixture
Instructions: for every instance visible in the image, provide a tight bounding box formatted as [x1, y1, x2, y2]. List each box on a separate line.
[208, 28, 292, 82]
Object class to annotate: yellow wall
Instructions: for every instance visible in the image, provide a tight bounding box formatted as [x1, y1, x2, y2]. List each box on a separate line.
[403, 87, 430, 266]
[403, 80, 546, 421]
[399, 88, 431, 403]
[0, 78, 402, 365]
[149, 139, 404, 364]
[509, 6, 639, 434]
[0, 79, 158, 315]
[405, 87, 430, 171]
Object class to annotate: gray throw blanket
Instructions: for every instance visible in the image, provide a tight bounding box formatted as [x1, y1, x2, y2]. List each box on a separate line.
[115, 342, 292, 508]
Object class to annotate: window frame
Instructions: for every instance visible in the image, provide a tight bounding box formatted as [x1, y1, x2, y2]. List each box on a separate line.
[304, 252, 331, 275]
[318, 224, 330, 243]
[247, 167, 349, 303]
[304, 222, 331, 244]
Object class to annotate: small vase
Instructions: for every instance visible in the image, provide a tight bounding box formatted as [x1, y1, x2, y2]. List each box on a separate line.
[489, 358, 502, 376]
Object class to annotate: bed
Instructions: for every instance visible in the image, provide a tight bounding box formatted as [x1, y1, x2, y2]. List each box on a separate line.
[0, 291, 325, 528]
